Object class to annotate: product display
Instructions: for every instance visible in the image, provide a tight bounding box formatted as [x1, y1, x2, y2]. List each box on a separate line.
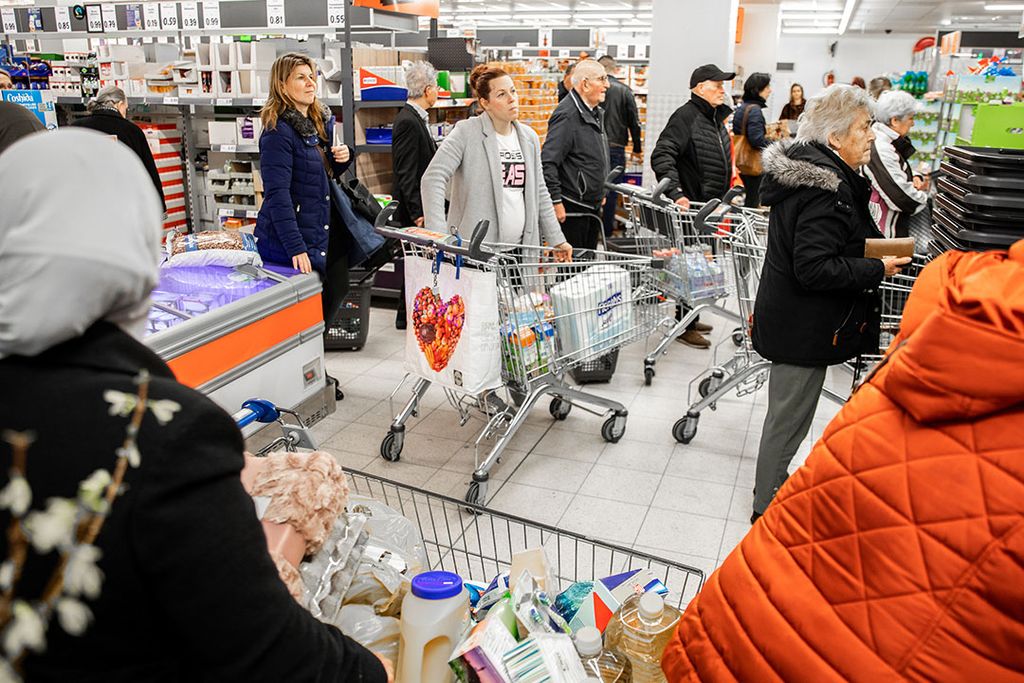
[549, 265, 635, 359]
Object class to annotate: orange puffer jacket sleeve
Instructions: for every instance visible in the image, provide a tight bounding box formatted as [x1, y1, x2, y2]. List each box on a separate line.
[662, 242, 1024, 682]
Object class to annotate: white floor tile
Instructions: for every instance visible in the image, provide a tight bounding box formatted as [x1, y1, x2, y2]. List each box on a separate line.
[557, 494, 649, 545]
[635, 510, 727, 560]
[594, 439, 674, 475]
[486, 482, 575, 527]
[578, 464, 663, 505]
[652, 476, 733, 519]
[507, 454, 594, 493]
[532, 427, 607, 462]
[718, 520, 751, 562]
[665, 448, 742, 485]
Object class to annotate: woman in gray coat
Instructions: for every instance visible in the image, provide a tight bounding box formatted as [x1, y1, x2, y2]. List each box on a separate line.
[421, 64, 572, 260]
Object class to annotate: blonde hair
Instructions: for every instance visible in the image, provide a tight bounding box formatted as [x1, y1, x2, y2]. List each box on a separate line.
[261, 53, 326, 139]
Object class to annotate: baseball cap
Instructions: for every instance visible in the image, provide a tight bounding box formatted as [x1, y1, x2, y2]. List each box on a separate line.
[690, 64, 737, 89]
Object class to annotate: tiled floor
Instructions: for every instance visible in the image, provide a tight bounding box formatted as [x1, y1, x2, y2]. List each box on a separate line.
[315, 304, 845, 581]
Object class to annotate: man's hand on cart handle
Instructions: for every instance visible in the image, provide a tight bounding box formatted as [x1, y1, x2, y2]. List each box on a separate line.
[292, 253, 313, 274]
[882, 256, 912, 277]
[675, 196, 691, 210]
[553, 202, 566, 223]
[414, 216, 425, 227]
[376, 654, 395, 682]
[553, 241, 573, 263]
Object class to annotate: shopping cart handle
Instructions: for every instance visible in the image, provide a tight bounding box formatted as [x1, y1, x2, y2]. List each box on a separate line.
[468, 220, 490, 260]
[606, 166, 624, 184]
[694, 198, 722, 234]
[721, 186, 745, 207]
[375, 201, 399, 229]
[650, 177, 674, 206]
[233, 399, 281, 429]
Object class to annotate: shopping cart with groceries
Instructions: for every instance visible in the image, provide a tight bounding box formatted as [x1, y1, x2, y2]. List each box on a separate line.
[373, 204, 662, 507]
[234, 398, 707, 612]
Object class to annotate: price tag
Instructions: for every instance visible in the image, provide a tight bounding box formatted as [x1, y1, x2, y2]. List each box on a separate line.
[327, 0, 345, 27]
[216, 97, 233, 106]
[180, 2, 199, 29]
[101, 4, 117, 31]
[221, 144, 237, 152]
[56, 7, 73, 33]
[159, 2, 178, 30]
[86, 5, 103, 32]
[143, 2, 160, 30]
[202, 0, 221, 29]
[266, 0, 285, 29]
[1, 8, 17, 34]
[246, 210, 258, 218]
[558, 49, 570, 58]
[252, 97, 267, 106]
[511, 48, 523, 59]
[163, 96, 179, 105]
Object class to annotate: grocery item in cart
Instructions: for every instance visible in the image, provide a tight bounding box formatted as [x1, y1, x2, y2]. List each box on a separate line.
[604, 592, 681, 683]
[398, 571, 472, 683]
[166, 230, 263, 268]
[575, 626, 633, 683]
[549, 265, 634, 359]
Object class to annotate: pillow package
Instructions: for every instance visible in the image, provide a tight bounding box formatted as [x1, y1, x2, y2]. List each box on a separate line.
[166, 231, 263, 268]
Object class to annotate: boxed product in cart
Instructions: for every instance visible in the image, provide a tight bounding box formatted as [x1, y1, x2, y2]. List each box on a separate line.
[549, 265, 634, 359]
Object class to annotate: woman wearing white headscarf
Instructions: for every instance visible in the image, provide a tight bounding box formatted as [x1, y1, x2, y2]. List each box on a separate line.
[0, 130, 390, 682]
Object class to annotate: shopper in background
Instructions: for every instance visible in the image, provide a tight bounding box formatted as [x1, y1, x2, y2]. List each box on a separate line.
[851, 75, 867, 89]
[779, 82, 805, 121]
[749, 84, 910, 522]
[71, 85, 166, 210]
[732, 72, 772, 207]
[663, 242, 1024, 682]
[869, 75, 893, 99]
[542, 58, 611, 251]
[0, 68, 12, 89]
[0, 100, 44, 156]
[558, 62, 575, 102]
[255, 53, 353, 397]
[864, 89, 929, 238]
[0, 130, 392, 683]
[650, 63, 736, 349]
[597, 55, 643, 237]
[421, 64, 571, 259]
[391, 60, 440, 330]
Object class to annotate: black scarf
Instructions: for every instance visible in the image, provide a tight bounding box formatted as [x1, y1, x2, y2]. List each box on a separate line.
[279, 103, 331, 142]
[892, 134, 916, 163]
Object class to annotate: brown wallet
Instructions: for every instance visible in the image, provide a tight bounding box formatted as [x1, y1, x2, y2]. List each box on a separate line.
[865, 238, 915, 259]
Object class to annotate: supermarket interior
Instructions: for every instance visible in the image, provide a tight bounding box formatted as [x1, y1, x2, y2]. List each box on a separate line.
[0, 0, 1022, 681]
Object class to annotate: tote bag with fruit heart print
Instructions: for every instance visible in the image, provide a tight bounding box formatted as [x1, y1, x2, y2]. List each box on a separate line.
[403, 253, 502, 394]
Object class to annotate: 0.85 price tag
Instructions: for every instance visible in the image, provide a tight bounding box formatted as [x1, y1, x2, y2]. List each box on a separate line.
[266, 0, 285, 28]
[159, 2, 179, 30]
[327, 0, 345, 28]
[56, 7, 73, 32]
[180, 2, 199, 30]
[202, 1, 221, 29]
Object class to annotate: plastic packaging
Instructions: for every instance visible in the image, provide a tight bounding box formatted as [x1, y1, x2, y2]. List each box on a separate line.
[398, 571, 471, 683]
[575, 626, 633, 683]
[337, 603, 401, 662]
[166, 231, 262, 268]
[301, 512, 369, 623]
[604, 592, 680, 683]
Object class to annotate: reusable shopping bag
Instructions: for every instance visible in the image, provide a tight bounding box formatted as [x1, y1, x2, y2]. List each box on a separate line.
[404, 252, 502, 394]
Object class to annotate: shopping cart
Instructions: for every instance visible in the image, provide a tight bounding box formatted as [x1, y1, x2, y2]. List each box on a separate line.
[235, 399, 707, 609]
[374, 205, 662, 506]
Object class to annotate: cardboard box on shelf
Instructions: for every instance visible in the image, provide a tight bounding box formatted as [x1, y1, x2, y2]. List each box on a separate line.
[208, 120, 238, 146]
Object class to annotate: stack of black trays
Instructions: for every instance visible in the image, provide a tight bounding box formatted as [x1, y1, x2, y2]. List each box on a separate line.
[930, 146, 1024, 258]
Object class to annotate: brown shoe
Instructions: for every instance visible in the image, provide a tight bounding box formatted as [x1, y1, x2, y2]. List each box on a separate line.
[693, 321, 714, 333]
[677, 329, 711, 348]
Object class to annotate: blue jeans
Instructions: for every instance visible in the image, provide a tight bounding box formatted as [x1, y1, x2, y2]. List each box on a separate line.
[603, 145, 627, 236]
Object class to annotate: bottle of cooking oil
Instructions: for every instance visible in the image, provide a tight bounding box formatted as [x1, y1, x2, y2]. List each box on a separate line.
[603, 592, 681, 683]
[574, 626, 632, 682]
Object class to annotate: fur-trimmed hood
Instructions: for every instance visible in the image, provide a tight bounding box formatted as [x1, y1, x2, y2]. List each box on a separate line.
[761, 140, 842, 193]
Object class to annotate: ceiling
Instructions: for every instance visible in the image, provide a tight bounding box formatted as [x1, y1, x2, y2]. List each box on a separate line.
[847, 1, 1022, 33]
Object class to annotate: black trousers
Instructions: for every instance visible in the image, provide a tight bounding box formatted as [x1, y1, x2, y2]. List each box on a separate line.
[741, 173, 762, 208]
[561, 212, 601, 251]
[322, 204, 351, 326]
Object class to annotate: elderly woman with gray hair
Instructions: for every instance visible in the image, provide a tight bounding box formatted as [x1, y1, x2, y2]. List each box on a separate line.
[750, 84, 911, 522]
[864, 89, 929, 238]
[70, 85, 165, 209]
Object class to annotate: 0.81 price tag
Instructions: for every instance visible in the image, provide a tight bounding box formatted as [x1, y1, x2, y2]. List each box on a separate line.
[266, 0, 285, 29]
[180, 2, 199, 29]
[202, 1, 221, 29]
[159, 2, 179, 30]
[327, 0, 345, 28]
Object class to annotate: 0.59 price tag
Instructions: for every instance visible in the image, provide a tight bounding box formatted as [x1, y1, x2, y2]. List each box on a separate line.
[266, 0, 285, 28]
[159, 2, 178, 30]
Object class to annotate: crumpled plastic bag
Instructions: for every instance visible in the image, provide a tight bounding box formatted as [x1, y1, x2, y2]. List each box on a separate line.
[336, 604, 401, 661]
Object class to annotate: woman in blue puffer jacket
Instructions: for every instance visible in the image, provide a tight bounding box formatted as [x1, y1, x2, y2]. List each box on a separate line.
[256, 53, 353, 398]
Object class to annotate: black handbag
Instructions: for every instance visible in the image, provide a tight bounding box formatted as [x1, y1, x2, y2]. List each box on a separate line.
[339, 172, 384, 224]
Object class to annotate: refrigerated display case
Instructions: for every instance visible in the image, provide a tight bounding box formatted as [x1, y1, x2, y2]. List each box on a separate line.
[145, 263, 335, 435]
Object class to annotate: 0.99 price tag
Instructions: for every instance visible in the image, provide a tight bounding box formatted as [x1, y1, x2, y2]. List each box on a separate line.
[180, 2, 199, 29]
[266, 0, 285, 28]
[327, 0, 345, 27]
[202, 1, 221, 29]
[1, 8, 18, 34]
[85, 5, 103, 32]
[159, 2, 179, 30]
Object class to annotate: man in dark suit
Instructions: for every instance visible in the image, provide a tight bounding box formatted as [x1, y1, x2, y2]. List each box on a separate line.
[391, 61, 440, 328]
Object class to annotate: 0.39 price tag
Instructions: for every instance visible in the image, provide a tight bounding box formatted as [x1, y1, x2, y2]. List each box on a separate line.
[180, 2, 199, 30]
[85, 5, 103, 32]
[266, 0, 285, 28]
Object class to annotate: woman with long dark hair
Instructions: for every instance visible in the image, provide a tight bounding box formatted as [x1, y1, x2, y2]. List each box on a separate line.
[733, 72, 772, 207]
[779, 82, 805, 121]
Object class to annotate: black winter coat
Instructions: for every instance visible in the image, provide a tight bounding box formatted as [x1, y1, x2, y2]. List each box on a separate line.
[391, 103, 437, 226]
[71, 109, 166, 210]
[752, 141, 886, 366]
[601, 76, 642, 152]
[0, 323, 387, 683]
[651, 94, 733, 203]
[541, 89, 610, 208]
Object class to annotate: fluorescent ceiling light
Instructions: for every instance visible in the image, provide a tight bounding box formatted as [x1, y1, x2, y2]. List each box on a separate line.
[783, 19, 840, 26]
[780, 12, 843, 20]
[837, 0, 857, 34]
[984, 3, 1024, 9]
[780, 2, 843, 10]
[783, 27, 840, 34]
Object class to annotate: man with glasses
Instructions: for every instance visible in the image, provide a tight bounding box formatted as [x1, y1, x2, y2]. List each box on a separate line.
[651, 63, 737, 349]
[542, 58, 610, 250]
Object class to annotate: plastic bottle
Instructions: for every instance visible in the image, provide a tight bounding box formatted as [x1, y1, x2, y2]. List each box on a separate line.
[604, 592, 681, 683]
[575, 626, 633, 682]
[397, 571, 470, 683]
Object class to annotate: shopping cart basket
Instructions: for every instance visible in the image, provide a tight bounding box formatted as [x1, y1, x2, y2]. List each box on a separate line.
[235, 399, 707, 609]
[374, 205, 662, 506]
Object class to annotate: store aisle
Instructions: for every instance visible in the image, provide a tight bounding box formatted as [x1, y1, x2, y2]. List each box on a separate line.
[314, 306, 843, 578]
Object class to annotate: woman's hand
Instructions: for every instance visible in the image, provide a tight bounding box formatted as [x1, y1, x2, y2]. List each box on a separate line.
[553, 242, 573, 263]
[375, 654, 395, 683]
[292, 253, 313, 274]
[553, 202, 566, 223]
[912, 175, 928, 191]
[881, 256, 911, 277]
[331, 145, 351, 164]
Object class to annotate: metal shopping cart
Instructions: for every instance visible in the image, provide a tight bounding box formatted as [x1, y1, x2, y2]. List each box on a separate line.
[235, 399, 707, 609]
[374, 206, 662, 506]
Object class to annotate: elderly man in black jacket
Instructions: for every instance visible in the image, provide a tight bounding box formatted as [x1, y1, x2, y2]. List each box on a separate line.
[650, 64, 736, 348]
[542, 58, 610, 250]
[598, 55, 642, 237]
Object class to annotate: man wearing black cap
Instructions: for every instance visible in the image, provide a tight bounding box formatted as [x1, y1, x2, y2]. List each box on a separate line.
[651, 63, 736, 349]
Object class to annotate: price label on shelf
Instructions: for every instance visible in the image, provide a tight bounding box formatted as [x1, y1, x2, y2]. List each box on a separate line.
[101, 4, 117, 31]
[558, 48, 570, 58]
[246, 210, 258, 218]
[56, 7, 73, 33]
[253, 97, 267, 106]
[511, 48, 523, 59]
[85, 5, 103, 32]
[163, 96, 179, 105]
[159, 2, 179, 30]
[266, 0, 285, 28]
[216, 97, 233, 106]
[180, 2, 199, 30]
[143, 2, 160, 30]
[202, 1, 221, 29]
[327, 0, 345, 28]
[221, 144, 237, 153]
[1, 8, 17, 34]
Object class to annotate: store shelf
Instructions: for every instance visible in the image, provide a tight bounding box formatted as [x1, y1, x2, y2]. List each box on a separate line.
[55, 95, 268, 107]
[355, 98, 473, 110]
[356, 144, 393, 154]
[207, 144, 261, 153]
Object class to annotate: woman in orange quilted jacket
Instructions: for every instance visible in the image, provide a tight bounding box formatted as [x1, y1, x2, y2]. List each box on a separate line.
[662, 242, 1024, 682]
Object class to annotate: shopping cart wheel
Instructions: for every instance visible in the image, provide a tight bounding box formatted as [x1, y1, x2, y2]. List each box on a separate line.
[731, 329, 744, 347]
[380, 431, 404, 462]
[644, 366, 655, 386]
[673, 413, 699, 444]
[698, 376, 714, 399]
[465, 480, 487, 511]
[549, 398, 572, 421]
[601, 414, 626, 443]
